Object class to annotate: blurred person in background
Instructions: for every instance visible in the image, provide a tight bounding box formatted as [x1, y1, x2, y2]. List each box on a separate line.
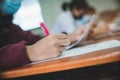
[52, 0, 96, 35]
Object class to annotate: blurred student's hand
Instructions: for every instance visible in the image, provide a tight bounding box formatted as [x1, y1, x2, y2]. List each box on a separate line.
[68, 23, 96, 43]
[68, 27, 85, 43]
[26, 34, 71, 62]
[93, 24, 110, 36]
[87, 22, 97, 39]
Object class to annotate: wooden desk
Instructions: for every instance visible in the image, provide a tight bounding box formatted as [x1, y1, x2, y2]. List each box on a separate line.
[1, 35, 120, 79]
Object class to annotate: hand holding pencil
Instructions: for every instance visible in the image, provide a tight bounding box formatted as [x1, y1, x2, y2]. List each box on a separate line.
[26, 22, 71, 62]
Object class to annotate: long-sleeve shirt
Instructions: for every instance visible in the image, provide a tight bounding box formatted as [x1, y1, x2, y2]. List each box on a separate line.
[0, 24, 43, 71]
[51, 11, 90, 34]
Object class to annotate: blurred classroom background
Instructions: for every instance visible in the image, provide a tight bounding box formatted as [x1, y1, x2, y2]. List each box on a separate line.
[13, 0, 120, 35]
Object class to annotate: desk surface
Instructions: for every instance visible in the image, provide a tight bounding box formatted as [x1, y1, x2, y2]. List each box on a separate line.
[1, 34, 120, 79]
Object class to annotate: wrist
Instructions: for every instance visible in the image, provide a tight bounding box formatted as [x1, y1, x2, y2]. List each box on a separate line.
[26, 45, 36, 62]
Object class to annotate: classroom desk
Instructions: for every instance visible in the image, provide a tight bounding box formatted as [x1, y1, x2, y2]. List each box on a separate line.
[0, 34, 120, 79]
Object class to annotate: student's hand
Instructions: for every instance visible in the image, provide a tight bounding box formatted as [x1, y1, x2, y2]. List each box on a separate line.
[68, 27, 86, 43]
[68, 24, 95, 43]
[93, 24, 110, 36]
[26, 34, 71, 62]
[79, 22, 96, 39]
[87, 22, 97, 39]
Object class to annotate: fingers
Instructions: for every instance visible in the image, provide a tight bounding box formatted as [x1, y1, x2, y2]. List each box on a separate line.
[76, 27, 85, 35]
[54, 34, 71, 46]
[56, 46, 66, 56]
[57, 39, 71, 46]
[82, 26, 87, 32]
[92, 21, 97, 28]
[76, 25, 94, 40]
[59, 46, 66, 52]
[52, 46, 66, 57]
[55, 34, 67, 39]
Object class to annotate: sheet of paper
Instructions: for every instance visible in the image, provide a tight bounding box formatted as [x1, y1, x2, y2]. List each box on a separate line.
[31, 40, 120, 64]
[67, 15, 96, 49]
[61, 40, 120, 58]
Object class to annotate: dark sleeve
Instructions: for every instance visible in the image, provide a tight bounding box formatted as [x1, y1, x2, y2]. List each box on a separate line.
[19, 30, 43, 45]
[11, 25, 44, 45]
[0, 41, 31, 71]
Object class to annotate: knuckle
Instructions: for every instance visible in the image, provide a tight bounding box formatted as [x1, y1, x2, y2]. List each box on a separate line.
[51, 40, 57, 46]
[61, 33, 66, 36]
[68, 40, 71, 45]
[50, 35, 55, 38]
[59, 34, 67, 38]
[54, 47, 59, 52]
[65, 39, 71, 45]
[61, 47, 66, 51]
[62, 34, 67, 38]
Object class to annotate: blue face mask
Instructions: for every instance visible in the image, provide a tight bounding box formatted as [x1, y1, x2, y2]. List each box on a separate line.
[0, 0, 21, 15]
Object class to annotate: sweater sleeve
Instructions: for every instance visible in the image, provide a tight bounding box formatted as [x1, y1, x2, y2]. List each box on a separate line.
[11, 25, 44, 45]
[0, 41, 31, 71]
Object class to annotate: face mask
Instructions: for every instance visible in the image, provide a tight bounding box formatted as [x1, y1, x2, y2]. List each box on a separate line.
[0, 0, 21, 15]
[82, 15, 92, 23]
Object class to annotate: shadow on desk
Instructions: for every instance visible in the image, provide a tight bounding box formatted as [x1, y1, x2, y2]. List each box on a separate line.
[2, 61, 120, 80]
